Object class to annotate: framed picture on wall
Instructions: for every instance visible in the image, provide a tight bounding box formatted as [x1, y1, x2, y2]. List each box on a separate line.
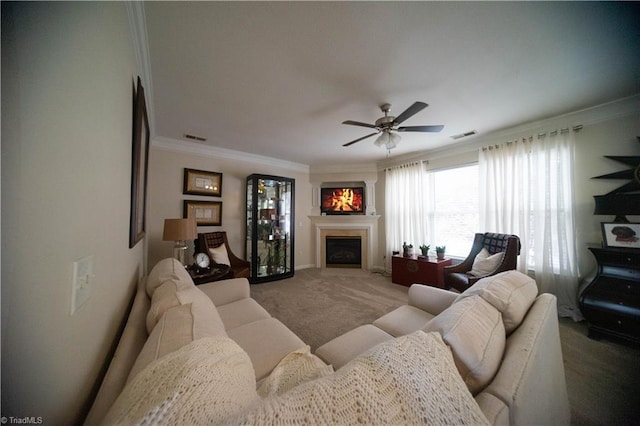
[183, 168, 223, 197]
[184, 200, 223, 226]
[601, 222, 640, 249]
[129, 76, 150, 248]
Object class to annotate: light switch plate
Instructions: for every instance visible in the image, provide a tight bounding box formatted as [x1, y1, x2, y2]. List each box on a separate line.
[71, 255, 93, 315]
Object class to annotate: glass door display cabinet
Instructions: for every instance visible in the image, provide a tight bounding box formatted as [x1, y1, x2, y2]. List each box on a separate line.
[246, 174, 295, 283]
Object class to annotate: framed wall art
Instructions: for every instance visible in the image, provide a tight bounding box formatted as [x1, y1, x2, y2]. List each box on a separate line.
[184, 200, 223, 226]
[601, 222, 640, 249]
[183, 168, 223, 197]
[129, 76, 150, 248]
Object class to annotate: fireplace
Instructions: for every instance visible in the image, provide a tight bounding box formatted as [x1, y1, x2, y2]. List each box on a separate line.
[326, 236, 362, 268]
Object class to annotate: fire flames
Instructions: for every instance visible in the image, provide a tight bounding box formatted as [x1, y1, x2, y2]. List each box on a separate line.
[322, 188, 363, 213]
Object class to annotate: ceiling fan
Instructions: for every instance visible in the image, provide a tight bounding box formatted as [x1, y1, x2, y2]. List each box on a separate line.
[342, 101, 444, 150]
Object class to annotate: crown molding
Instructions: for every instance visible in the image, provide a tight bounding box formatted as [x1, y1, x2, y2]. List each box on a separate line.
[152, 137, 310, 173]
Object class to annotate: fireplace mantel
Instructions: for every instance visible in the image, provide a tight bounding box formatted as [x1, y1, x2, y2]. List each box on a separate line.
[309, 215, 381, 270]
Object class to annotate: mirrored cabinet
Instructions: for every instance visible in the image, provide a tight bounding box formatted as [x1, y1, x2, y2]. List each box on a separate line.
[246, 174, 295, 283]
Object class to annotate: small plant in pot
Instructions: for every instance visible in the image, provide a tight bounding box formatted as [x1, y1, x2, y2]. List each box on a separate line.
[436, 245, 446, 260]
[419, 244, 430, 256]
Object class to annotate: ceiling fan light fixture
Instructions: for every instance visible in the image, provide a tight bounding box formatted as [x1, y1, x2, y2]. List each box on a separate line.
[374, 130, 400, 150]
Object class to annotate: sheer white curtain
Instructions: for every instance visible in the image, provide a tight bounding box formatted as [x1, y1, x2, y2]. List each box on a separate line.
[479, 129, 582, 320]
[385, 162, 430, 264]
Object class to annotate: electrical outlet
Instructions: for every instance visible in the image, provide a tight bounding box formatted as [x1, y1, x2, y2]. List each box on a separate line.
[71, 255, 93, 315]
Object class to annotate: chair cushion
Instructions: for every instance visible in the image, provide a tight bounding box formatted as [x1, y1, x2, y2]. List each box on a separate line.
[106, 336, 259, 425]
[455, 270, 538, 334]
[209, 244, 231, 266]
[469, 248, 504, 277]
[423, 295, 505, 395]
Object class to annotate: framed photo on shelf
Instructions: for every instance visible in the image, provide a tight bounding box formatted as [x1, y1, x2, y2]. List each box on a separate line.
[129, 76, 150, 248]
[184, 200, 222, 226]
[183, 168, 222, 197]
[601, 222, 640, 249]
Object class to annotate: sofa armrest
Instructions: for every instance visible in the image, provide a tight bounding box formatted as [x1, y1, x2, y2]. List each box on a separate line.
[407, 284, 458, 315]
[198, 278, 250, 306]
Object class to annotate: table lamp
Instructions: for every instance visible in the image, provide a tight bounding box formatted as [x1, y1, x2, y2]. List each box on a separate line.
[163, 217, 197, 266]
[593, 193, 640, 223]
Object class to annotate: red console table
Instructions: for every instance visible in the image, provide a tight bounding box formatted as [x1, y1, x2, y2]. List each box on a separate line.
[391, 255, 452, 288]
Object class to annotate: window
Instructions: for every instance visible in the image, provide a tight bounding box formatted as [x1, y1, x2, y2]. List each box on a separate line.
[426, 164, 479, 258]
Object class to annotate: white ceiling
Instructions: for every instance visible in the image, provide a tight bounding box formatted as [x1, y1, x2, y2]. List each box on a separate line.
[144, 1, 640, 167]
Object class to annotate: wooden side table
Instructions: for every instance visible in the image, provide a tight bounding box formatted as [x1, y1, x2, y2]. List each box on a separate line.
[391, 255, 452, 288]
[188, 264, 232, 285]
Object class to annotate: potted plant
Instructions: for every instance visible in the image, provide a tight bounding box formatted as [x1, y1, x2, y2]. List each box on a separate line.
[402, 242, 414, 257]
[419, 244, 430, 256]
[436, 245, 446, 260]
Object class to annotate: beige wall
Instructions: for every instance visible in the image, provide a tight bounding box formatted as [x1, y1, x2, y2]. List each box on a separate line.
[147, 143, 313, 271]
[1, 3, 143, 424]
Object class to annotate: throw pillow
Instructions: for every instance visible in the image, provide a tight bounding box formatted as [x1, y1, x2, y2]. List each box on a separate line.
[469, 248, 504, 277]
[235, 331, 489, 425]
[423, 295, 505, 395]
[105, 336, 259, 425]
[455, 270, 539, 334]
[209, 244, 231, 266]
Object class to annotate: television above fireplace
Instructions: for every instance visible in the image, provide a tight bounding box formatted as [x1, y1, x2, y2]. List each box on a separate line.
[320, 187, 365, 215]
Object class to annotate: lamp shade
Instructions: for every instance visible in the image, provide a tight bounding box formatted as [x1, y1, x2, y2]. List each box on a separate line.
[163, 218, 197, 241]
[593, 193, 640, 216]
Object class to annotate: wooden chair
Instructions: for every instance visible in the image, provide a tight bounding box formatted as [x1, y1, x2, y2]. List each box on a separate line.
[444, 232, 521, 292]
[195, 231, 250, 279]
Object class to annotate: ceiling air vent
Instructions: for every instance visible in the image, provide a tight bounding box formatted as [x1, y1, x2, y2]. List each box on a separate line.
[184, 133, 207, 142]
[450, 130, 478, 140]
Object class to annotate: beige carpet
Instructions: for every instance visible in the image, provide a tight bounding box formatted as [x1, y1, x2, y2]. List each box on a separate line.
[251, 267, 640, 426]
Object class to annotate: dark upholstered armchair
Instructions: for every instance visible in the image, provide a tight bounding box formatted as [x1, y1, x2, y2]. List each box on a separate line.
[444, 232, 521, 292]
[195, 231, 250, 279]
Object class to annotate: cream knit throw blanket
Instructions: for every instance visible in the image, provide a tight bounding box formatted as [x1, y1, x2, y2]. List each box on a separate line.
[237, 331, 490, 425]
[105, 331, 489, 425]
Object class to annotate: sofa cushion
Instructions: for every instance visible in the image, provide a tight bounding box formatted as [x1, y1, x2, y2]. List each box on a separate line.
[423, 295, 505, 395]
[146, 282, 225, 334]
[373, 305, 435, 337]
[216, 298, 271, 330]
[105, 336, 259, 425]
[455, 270, 538, 334]
[315, 324, 394, 370]
[469, 248, 504, 277]
[227, 317, 306, 381]
[145, 258, 194, 297]
[129, 298, 228, 382]
[235, 331, 489, 425]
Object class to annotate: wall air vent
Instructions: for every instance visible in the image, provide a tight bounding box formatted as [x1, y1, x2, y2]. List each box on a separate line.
[450, 130, 478, 140]
[184, 133, 207, 142]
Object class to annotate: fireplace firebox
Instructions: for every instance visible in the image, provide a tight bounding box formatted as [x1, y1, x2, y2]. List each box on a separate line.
[325, 236, 362, 268]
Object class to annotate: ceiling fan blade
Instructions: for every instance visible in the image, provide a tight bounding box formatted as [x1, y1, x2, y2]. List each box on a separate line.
[393, 101, 428, 125]
[342, 132, 379, 147]
[342, 120, 377, 129]
[397, 125, 444, 133]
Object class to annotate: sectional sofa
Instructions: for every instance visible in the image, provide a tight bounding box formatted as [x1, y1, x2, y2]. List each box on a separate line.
[85, 258, 570, 425]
